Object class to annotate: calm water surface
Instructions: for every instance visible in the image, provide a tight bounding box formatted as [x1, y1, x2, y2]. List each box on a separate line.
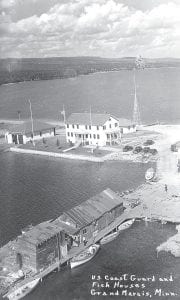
[0, 68, 180, 123]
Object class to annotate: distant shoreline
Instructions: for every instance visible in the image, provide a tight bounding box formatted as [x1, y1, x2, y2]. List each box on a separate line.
[1, 65, 180, 87]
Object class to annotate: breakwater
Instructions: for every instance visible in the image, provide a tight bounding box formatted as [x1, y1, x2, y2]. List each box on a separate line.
[10, 147, 104, 162]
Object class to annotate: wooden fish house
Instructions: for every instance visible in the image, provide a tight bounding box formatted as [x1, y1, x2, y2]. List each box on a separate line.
[59, 188, 124, 243]
[15, 221, 67, 273]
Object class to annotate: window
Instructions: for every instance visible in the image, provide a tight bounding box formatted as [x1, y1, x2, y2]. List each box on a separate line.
[89, 134, 92, 138]
[103, 125, 106, 130]
[89, 125, 91, 130]
[93, 134, 96, 139]
[115, 123, 118, 127]
[83, 229, 87, 234]
[67, 132, 70, 136]
[79, 134, 81, 138]
[86, 134, 88, 138]
[97, 134, 100, 139]
[72, 124, 74, 129]
[85, 125, 88, 130]
[109, 124, 111, 129]
[71, 132, 73, 137]
[77, 124, 79, 129]
[107, 134, 110, 139]
[97, 126, 99, 130]
[67, 124, 69, 128]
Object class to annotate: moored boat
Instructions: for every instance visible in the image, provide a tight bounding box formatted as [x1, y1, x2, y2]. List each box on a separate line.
[118, 219, 135, 231]
[100, 230, 120, 245]
[70, 244, 100, 269]
[4, 278, 40, 300]
[145, 167, 155, 181]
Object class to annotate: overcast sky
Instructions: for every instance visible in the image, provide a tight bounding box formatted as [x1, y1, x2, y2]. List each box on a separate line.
[0, 0, 180, 58]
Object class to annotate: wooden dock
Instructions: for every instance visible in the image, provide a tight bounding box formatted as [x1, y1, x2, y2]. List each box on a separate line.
[3, 207, 138, 298]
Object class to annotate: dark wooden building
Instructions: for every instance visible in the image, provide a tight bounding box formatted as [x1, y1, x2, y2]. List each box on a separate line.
[59, 188, 124, 244]
[15, 221, 67, 273]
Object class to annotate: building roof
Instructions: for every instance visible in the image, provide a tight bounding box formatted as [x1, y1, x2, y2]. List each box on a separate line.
[7, 121, 55, 135]
[60, 188, 123, 229]
[18, 220, 63, 245]
[66, 113, 119, 126]
[50, 218, 78, 235]
[118, 118, 134, 127]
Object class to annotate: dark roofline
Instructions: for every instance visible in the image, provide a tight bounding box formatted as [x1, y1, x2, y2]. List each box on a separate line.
[62, 189, 123, 229]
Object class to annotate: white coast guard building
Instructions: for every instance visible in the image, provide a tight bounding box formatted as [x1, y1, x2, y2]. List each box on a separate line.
[65, 113, 136, 147]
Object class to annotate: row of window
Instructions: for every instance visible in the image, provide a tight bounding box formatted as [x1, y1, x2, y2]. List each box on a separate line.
[66, 123, 118, 130]
[67, 132, 100, 139]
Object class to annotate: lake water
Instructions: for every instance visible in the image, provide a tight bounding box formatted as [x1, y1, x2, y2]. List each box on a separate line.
[0, 69, 180, 299]
[0, 68, 180, 123]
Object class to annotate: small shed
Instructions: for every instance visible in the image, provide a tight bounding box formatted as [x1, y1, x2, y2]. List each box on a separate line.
[5, 121, 56, 144]
[118, 118, 136, 134]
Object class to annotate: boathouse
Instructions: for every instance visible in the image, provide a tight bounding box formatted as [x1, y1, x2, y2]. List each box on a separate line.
[5, 121, 56, 144]
[59, 188, 124, 244]
[118, 118, 136, 134]
[65, 113, 136, 147]
[15, 221, 67, 273]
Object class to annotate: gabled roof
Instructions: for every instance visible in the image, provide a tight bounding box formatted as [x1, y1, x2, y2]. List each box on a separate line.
[66, 113, 119, 126]
[118, 118, 134, 127]
[7, 121, 55, 135]
[60, 188, 123, 229]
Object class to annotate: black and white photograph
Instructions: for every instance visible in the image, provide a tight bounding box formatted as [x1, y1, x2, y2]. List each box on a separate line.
[0, 0, 180, 299]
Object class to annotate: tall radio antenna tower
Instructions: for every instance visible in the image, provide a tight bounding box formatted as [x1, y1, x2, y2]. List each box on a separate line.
[132, 68, 141, 125]
[132, 56, 144, 125]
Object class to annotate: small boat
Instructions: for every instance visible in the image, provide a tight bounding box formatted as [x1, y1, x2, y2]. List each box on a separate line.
[118, 219, 135, 231]
[21, 224, 33, 234]
[145, 167, 155, 181]
[70, 244, 100, 269]
[161, 219, 167, 225]
[100, 230, 120, 245]
[4, 278, 40, 300]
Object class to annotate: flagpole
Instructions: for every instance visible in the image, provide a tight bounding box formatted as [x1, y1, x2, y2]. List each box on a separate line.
[90, 106, 92, 127]
[63, 105, 66, 124]
[61, 105, 66, 125]
[28, 99, 35, 145]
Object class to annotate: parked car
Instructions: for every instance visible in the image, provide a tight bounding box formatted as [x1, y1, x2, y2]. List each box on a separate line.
[123, 145, 133, 152]
[171, 144, 178, 152]
[149, 149, 158, 155]
[143, 139, 155, 146]
[143, 147, 151, 153]
[133, 146, 143, 154]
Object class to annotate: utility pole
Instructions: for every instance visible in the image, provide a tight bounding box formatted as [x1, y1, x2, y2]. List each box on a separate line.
[61, 105, 66, 124]
[28, 99, 35, 146]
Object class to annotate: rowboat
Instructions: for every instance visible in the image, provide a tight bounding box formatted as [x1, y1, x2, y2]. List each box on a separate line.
[145, 167, 155, 181]
[118, 219, 135, 231]
[70, 244, 100, 269]
[100, 230, 120, 245]
[4, 278, 40, 300]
